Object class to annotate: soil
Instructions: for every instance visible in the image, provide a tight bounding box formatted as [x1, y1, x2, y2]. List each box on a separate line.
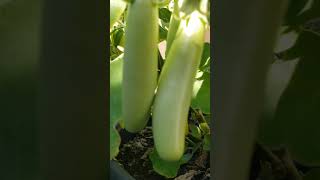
[113, 103, 320, 180]
[116, 125, 210, 180]
[115, 124, 319, 180]
[249, 142, 320, 180]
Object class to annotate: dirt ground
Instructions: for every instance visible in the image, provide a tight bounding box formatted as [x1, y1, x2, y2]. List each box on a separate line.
[116, 126, 210, 180]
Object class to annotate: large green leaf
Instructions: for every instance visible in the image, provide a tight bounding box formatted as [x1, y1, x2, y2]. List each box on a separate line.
[283, 0, 309, 26]
[158, 8, 171, 42]
[191, 43, 210, 114]
[203, 134, 211, 151]
[263, 59, 299, 117]
[110, 54, 123, 159]
[199, 43, 211, 69]
[259, 31, 320, 166]
[295, 0, 320, 27]
[159, 24, 168, 41]
[159, 7, 172, 23]
[274, 28, 298, 54]
[192, 71, 210, 114]
[278, 30, 320, 61]
[149, 148, 193, 178]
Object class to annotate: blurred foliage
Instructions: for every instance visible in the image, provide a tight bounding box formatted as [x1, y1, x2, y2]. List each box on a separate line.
[259, 0, 320, 178]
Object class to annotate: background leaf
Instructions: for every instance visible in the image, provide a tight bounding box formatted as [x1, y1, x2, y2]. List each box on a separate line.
[191, 43, 210, 114]
[189, 124, 202, 140]
[159, 7, 172, 23]
[159, 24, 168, 42]
[191, 71, 210, 114]
[199, 43, 211, 70]
[283, 0, 309, 27]
[110, 54, 124, 159]
[259, 31, 320, 166]
[191, 43, 211, 114]
[158, 8, 171, 42]
[149, 149, 192, 178]
[203, 134, 211, 151]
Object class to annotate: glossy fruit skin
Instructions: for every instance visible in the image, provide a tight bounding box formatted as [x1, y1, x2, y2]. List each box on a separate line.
[122, 0, 158, 133]
[110, 0, 126, 27]
[152, 13, 206, 161]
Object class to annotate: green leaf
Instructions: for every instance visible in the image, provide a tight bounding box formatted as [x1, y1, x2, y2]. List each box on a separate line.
[159, 7, 172, 23]
[191, 71, 210, 114]
[199, 122, 210, 134]
[277, 30, 320, 61]
[180, 153, 193, 164]
[263, 59, 299, 118]
[159, 24, 168, 41]
[259, 31, 320, 165]
[189, 124, 202, 140]
[111, 27, 124, 47]
[192, 43, 211, 113]
[158, 8, 171, 42]
[295, 1, 320, 26]
[110, 127, 121, 160]
[149, 149, 192, 178]
[203, 134, 211, 151]
[110, 54, 124, 159]
[110, 30, 124, 60]
[274, 28, 299, 54]
[199, 43, 210, 69]
[283, 0, 309, 26]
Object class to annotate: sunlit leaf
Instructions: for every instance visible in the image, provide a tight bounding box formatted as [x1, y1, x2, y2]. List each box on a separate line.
[189, 124, 202, 140]
[110, 54, 124, 159]
[191, 71, 210, 114]
[149, 149, 192, 178]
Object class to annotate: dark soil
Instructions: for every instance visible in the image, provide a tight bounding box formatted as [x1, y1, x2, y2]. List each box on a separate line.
[114, 124, 320, 180]
[116, 126, 210, 180]
[114, 108, 320, 180]
[249, 142, 320, 180]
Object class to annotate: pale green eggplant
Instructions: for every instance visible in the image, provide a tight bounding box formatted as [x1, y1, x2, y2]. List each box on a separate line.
[152, 11, 206, 161]
[122, 0, 159, 133]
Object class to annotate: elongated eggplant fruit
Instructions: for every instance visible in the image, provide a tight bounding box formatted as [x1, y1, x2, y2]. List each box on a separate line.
[152, 12, 206, 161]
[122, 0, 159, 133]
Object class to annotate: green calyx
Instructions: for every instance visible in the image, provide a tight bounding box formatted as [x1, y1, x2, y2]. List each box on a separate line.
[176, 0, 209, 22]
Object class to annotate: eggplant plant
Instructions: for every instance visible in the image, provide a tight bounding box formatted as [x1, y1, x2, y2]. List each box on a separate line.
[111, 0, 320, 179]
[110, 0, 211, 178]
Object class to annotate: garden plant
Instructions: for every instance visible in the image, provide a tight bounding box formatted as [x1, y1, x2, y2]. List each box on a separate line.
[110, 0, 211, 179]
[110, 0, 320, 179]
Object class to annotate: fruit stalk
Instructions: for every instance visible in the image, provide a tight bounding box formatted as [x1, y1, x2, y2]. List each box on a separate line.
[165, 0, 180, 56]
